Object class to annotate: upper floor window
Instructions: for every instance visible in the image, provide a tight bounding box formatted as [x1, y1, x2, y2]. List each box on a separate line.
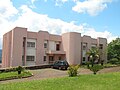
[91, 44, 97, 49]
[83, 46, 86, 50]
[27, 42, 35, 47]
[56, 44, 60, 51]
[99, 44, 103, 49]
[82, 43, 87, 50]
[44, 41, 48, 48]
[26, 56, 35, 61]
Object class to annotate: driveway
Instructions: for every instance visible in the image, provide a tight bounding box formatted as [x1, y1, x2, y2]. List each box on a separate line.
[0, 66, 120, 84]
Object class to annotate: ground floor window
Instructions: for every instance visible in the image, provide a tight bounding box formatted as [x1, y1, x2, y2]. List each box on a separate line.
[26, 56, 35, 61]
[44, 56, 46, 61]
[59, 56, 61, 60]
[83, 57, 86, 61]
[49, 56, 54, 61]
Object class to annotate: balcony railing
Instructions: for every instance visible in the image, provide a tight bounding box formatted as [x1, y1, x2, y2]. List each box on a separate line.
[46, 50, 66, 55]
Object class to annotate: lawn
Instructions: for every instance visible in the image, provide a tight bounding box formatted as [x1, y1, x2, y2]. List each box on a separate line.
[0, 72, 120, 90]
[0, 71, 32, 81]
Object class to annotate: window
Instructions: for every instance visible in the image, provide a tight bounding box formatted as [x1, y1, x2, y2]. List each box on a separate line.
[99, 44, 103, 49]
[83, 57, 86, 61]
[56, 44, 60, 51]
[91, 44, 97, 49]
[44, 43, 47, 48]
[27, 42, 35, 47]
[26, 56, 35, 61]
[44, 41, 48, 48]
[49, 56, 54, 61]
[44, 56, 46, 61]
[58, 56, 61, 60]
[83, 46, 86, 50]
[83, 43, 87, 50]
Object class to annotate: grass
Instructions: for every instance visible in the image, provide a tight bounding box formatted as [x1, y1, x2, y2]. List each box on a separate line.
[0, 71, 32, 81]
[81, 63, 120, 69]
[103, 63, 119, 68]
[0, 72, 120, 90]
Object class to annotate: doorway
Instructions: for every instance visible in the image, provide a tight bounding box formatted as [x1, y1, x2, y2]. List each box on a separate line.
[49, 56, 54, 64]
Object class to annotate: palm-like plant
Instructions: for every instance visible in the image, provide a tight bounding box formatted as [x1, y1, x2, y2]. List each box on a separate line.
[86, 47, 99, 67]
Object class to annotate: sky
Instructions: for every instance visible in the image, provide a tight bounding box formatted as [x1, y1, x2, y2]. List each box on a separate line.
[0, 0, 120, 49]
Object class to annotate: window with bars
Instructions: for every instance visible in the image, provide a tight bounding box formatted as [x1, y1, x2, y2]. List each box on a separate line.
[56, 44, 60, 51]
[44, 56, 46, 61]
[44, 43, 47, 48]
[83, 57, 86, 61]
[99, 44, 103, 49]
[27, 42, 35, 47]
[26, 56, 35, 61]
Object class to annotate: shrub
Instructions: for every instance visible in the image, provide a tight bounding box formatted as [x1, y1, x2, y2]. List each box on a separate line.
[86, 61, 90, 69]
[89, 65, 103, 75]
[101, 60, 104, 66]
[109, 58, 120, 65]
[68, 65, 80, 77]
[16, 66, 24, 74]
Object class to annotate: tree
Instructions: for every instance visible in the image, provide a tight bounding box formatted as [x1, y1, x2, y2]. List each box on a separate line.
[107, 38, 120, 63]
[86, 47, 99, 67]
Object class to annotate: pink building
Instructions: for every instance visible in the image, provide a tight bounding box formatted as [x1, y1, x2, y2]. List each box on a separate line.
[2, 27, 107, 68]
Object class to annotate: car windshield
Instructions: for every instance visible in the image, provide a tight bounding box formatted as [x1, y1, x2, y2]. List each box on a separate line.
[53, 60, 68, 65]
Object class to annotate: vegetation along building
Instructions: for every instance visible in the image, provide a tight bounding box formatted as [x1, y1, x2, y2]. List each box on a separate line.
[2, 27, 107, 68]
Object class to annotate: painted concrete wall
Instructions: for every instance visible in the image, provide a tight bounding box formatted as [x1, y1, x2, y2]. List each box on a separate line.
[2, 27, 107, 68]
[62, 32, 81, 65]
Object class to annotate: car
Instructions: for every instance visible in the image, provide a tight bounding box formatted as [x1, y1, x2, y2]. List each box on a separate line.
[51, 60, 69, 70]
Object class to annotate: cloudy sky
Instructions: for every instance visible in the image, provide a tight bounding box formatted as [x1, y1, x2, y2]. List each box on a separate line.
[0, 0, 120, 49]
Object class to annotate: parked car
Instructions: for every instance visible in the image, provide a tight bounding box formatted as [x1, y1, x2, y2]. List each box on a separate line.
[51, 60, 69, 70]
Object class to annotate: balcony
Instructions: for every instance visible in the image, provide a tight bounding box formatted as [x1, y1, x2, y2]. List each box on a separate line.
[46, 50, 66, 55]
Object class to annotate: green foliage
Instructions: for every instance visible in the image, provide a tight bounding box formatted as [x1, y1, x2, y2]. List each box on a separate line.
[0, 71, 32, 81]
[109, 58, 120, 65]
[89, 65, 103, 75]
[0, 72, 120, 90]
[86, 47, 99, 67]
[68, 65, 80, 77]
[108, 38, 120, 61]
[86, 61, 91, 68]
[16, 66, 24, 74]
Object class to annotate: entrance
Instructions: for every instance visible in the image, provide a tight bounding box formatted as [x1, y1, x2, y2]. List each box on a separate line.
[49, 56, 54, 64]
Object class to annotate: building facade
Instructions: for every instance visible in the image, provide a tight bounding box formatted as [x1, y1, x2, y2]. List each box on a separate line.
[2, 27, 107, 68]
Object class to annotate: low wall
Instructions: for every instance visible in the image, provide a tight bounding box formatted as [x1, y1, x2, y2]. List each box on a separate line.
[0, 64, 52, 72]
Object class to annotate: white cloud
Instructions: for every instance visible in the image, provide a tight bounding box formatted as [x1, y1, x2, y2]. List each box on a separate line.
[14, 5, 84, 34]
[0, 0, 18, 49]
[82, 27, 117, 43]
[31, 0, 36, 4]
[72, 0, 112, 16]
[0, 0, 18, 18]
[0, 0, 117, 49]
[55, 0, 68, 6]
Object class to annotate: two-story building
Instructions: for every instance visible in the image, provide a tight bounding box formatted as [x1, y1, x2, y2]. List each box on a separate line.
[2, 27, 107, 68]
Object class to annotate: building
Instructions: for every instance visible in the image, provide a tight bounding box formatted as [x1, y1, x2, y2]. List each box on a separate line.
[2, 27, 107, 68]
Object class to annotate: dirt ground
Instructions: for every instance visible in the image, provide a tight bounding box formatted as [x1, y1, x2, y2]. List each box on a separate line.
[0, 66, 120, 84]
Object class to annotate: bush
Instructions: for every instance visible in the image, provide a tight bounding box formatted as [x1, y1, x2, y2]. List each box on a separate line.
[89, 65, 103, 75]
[16, 66, 24, 74]
[109, 58, 120, 65]
[68, 65, 80, 77]
[86, 61, 91, 69]
[101, 60, 104, 66]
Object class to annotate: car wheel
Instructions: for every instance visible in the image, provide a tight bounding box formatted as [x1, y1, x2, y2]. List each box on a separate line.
[59, 67, 62, 70]
[51, 66, 54, 69]
[65, 67, 67, 70]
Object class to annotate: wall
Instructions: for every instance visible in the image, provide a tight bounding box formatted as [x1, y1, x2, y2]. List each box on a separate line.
[62, 32, 81, 65]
